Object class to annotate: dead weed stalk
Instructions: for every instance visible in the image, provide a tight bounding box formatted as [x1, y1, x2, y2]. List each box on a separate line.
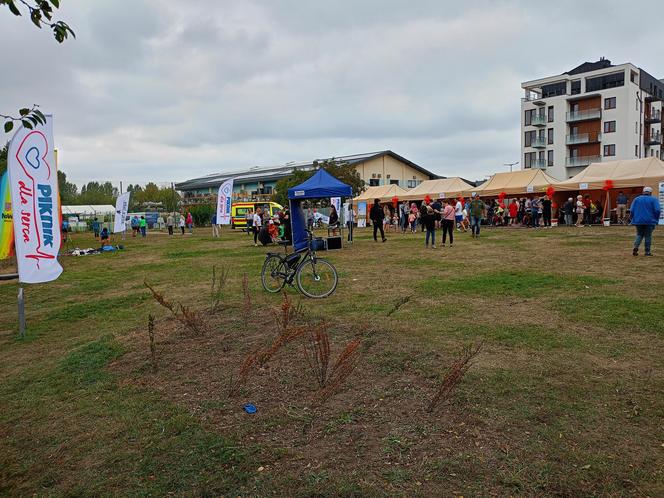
[242, 272, 251, 328]
[303, 326, 362, 402]
[228, 352, 258, 397]
[210, 265, 230, 313]
[426, 342, 483, 413]
[144, 280, 206, 335]
[147, 314, 157, 372]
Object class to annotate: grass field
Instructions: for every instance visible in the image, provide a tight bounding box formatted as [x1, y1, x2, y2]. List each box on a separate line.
[1, 225, 663, 496]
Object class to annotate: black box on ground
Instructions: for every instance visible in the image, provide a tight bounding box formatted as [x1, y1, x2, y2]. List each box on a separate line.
[326, 236, 342, 250]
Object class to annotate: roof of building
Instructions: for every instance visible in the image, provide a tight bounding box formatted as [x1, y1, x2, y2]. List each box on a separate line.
[175, 150, 439, 191]
[565, 58, 613, 76]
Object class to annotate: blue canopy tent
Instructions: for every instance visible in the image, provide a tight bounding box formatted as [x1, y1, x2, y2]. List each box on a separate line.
[287, 169, 352, 252]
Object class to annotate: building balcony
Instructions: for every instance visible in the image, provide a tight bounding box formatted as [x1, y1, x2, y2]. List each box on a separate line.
[565, 155, 601, 168]
[522, 94, 546, 105]
[531, 114, 547, 127]
[531, 136, 547, 148]
[565, 133, 602, 145]
[644, 132, 662, 146]
[566, 109, 601, 122]
[645, 110, 661, 123]
[532, 158, 547, 169]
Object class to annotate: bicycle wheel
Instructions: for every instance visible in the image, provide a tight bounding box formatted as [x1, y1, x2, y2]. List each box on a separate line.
[261, 255, 287, 293]
[296, 258, 338, 298]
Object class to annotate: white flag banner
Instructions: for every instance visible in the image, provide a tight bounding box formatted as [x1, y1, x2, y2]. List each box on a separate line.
[217, 178, 234, 225]
[8, 115, 63, 283]
[113, 192, 130, 233]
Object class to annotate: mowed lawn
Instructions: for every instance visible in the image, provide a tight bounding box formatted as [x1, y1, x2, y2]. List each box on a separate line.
[1, 225, 663, 496]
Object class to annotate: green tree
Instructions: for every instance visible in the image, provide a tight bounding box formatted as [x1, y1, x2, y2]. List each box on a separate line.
[0, 141, 7, 177]
[1, 0, 74, 133]
[271, 159, 366, 206]
[57, 169, 78, 204]
[79, 181, 116, 205]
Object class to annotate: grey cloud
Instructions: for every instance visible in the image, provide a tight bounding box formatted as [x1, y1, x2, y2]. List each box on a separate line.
[2, 0, 664, 186]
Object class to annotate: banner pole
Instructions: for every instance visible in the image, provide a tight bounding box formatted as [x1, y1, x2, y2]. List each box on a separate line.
[17, 286, 25, 338]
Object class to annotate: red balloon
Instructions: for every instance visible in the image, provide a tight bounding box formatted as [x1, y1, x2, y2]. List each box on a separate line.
[603, 179, 614, 191]
[546, 186, 555, 197]
[424, 194, 431, 204]
[391, 196, 399, 207]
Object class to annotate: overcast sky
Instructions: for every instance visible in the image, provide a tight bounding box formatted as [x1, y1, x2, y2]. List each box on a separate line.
[3, 0, 664, 187]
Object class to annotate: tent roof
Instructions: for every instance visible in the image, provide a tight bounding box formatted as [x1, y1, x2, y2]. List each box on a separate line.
[556, 157, 664, 191]
[401, 178, 474, 201]
[61, 204, 116, 215]
[473, 169, 562, 196]
[287, 169, 352, 199]
[354, 184, 409, 202]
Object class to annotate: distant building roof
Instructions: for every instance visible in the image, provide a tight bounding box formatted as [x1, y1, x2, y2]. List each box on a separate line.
[175, 150, 439, 191]
[565, 58, 613, 76]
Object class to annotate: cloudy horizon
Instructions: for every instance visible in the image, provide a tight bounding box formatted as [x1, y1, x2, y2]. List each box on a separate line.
[2, 0, 664, 188]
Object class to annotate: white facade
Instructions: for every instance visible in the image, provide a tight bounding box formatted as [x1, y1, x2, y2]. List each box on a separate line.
[521, 61, 663, 180]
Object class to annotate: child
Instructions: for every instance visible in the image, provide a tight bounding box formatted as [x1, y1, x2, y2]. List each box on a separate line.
[100, 227, 110, 247]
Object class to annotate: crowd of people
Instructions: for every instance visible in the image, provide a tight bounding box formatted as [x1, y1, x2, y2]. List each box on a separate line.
[243, 206, 292, 246]
[365, 186, 660, 254]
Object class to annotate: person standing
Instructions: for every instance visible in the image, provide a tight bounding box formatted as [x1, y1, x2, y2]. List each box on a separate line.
[370, 198, 386, 242]
[139, 215, 147, 237]
[631, 186, 661, 256]
[400, 200, 409, 233]
[441, 199, 455, 247]
[508, 199, 518, 226]
[166, 213, 174, 235]
[186, 212, 194, 233]
[468, 193, 485, 238]
[583, 195, 592, 226]
[252, 208, 263, 246]
[542, 195, 552, 227]
[616, 191, 628, 224]
[245, 209, 254, 235]
[92, 217, 100, 239]
[529, 197, 540, 228]
[346, 202, 356, 243]
[422, 204, 436, 248]
[282, 207, 292, 243]
[563, 198, 574, 226]
[575, 195, 584, 227]
[179, 214, 186, 234]
[454, 198, 464, 231]
[211, 213, 219, 237]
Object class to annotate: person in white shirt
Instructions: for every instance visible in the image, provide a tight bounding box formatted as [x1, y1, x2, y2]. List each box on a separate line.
[178, 215, 185, 235]
[252, 208, 263, 246]
[455, 199, 465, 231]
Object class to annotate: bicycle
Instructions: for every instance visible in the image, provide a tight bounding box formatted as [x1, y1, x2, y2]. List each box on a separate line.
[261, 230, 338, 298]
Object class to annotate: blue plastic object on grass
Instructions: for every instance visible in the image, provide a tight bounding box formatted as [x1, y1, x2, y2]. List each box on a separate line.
[243, 403, 257, 414]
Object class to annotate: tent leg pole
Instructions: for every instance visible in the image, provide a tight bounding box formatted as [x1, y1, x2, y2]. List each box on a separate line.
[18, 287, 26, 339]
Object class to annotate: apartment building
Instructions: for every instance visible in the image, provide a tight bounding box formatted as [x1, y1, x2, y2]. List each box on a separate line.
[521, 58, 664, 180]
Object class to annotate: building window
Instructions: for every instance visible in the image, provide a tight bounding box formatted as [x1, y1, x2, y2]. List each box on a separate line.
[586, 72, 625, 92]
[524, 152, 536, 168]
[407, 180, 417, 188]
[604, 97, 616, 109]
[524, 109, 534, 125]
[636, 97, 639, 111]
[541, 81, 567, 98]
[604, 144, 616, 156]
[547, 128, 554, 144]
[389, 179, 399, 185]
[547, 150, 554, 166]
[547, 106, 554, 122]
[369, 179, 379, 186]
[571, 80, 581, 95]
[635, 122, 638, 134]
[604, 120, 616, 133]
[525, 130, 536, 147]
[635, 145, 639, 157]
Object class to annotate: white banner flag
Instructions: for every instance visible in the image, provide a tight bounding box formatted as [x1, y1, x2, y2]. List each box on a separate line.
[217, 178, 234, 225]
[8, 116, 63, 283]
[113, 192, 130, 233]
[331, 197, 341, 214]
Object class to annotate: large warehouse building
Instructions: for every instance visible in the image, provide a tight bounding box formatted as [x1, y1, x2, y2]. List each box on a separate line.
[175, 150, 438, 205]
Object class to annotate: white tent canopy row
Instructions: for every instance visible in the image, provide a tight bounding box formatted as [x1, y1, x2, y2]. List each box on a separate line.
[61, 205, 116, 216]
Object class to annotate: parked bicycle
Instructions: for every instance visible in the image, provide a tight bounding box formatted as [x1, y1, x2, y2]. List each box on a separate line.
[261, 230, 338, 298]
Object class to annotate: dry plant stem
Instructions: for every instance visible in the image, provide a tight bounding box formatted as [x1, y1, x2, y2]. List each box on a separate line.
[242, 273, 251, 328]
[387, 294, 412, 317]
[317, 338, 361, 403]
[210, 265, 230, 313]
[148, 314, 157, 372]
[228, 352, 257, 397]
[426, 342, 483, 413]
[303, 328, 331, 388]
[144, 280, 205, 335]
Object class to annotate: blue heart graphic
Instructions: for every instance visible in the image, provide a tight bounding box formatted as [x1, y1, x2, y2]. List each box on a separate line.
[25, 146, 41, 170]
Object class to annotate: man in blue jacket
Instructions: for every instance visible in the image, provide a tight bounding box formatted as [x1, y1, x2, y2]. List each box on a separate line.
[631, 186, 661, 256]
